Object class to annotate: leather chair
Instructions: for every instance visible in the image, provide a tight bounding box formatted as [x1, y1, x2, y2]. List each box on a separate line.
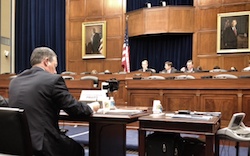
[61, 71, 76, 75]
[62, 75, 74, 80]
[242, 66, 250, 72]
[81, 75, 99, 87]
[144, 75, 165, 80]
[174, 75, 195, 80]
[213, 74, 238, 79]
[209, 69, 228, 72]
[0, 107, 33, 156]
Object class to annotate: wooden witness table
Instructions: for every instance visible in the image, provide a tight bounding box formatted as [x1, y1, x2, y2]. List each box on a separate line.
[138, 113, 221, 156]
[60, 107, 149, 156]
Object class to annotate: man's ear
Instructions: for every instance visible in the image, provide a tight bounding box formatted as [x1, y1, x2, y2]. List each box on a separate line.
[44, 58, 50, 67]
[44, 58, 51, 66]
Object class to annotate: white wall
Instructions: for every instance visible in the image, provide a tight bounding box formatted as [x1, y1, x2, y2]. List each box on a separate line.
[0, 0, 14, 74]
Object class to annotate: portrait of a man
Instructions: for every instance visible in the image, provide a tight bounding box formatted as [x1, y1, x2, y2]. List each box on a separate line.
[217, 12, 250, 53]
[222, 19, 238, 49]
[82, 21, 106, 59]
[86, 26, 102, 54]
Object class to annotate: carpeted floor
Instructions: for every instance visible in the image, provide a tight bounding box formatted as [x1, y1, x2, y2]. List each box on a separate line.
[61, 125, 249, 156]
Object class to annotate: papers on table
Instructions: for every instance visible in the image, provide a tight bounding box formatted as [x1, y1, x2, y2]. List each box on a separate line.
[79, 90, 107, 103]
[165, 113, 212, 120]
[96, 109, 144, 115]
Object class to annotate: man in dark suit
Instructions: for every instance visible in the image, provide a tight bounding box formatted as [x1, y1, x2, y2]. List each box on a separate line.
[180, 60, 199, 73]
[160, 61, 177, 73]
[138, 60, 156, 73]
[223, 19, 238, 49]
[8, 47, 99, 156]
[91, 28, 101, 53]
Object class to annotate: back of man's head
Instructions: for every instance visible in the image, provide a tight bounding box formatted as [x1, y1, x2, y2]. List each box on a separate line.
[30, 47, 57, 66]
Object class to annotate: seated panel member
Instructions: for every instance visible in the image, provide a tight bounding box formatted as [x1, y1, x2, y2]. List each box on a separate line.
[138, 60, 156, 73]
[160, 61, 177, 73]
[8, 47, 100, 156]
[180, 60, 198, 73]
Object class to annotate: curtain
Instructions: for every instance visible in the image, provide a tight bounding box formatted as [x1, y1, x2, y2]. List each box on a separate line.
[130, 34, 192, 72]
[127, 0, 193, 72]
[15, 0, 65, 74]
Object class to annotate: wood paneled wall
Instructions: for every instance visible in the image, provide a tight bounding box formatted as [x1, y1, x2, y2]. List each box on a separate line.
[127, 6, 194, 36]
[194, 0, 250, 71]
[66, 0, 126, 74]
[66, 0, 250, 73]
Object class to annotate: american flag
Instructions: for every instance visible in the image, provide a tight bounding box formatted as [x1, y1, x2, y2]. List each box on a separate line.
[121, 20, 130, 73]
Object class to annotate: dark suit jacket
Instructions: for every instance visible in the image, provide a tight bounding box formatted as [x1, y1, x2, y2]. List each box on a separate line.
[92, 33, 101, 53]
[181, 67, 199, 73]
[9, 67, 93, 156]
[138, 68, 156, 73]
[223, 26, 237, 49]
[160, 67, 177, 73]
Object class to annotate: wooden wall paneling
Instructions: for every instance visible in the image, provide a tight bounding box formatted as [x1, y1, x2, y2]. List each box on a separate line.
[106, 16, 122, 37]
[127, 6, 195, 36]
[144, 7, 169, 34]
[197, 0, 222, 7]
[106, 37, 122, 58]
[197, 31, 217, 55]
[222, 4, 248, 13]
[198, 8, 218, 30]
[163, 91, 197, 112]
[66, 0, 125, 76]
[103, 59, 123, 73]
[128, 90, 162, 107]
[200, 90, 238, 126]
[223, 55, 248, 70]
[69, 21, 83, 40]
[168, 7, 194, 32]
[242, 92, 250, 126]
[85, 60, 104, 73]
[246, 3, 250, 10]
[198, 56, 219, 70]
[127, 10, 144, 37]
[218, 56, 225, 68]
[68, 60, 85, 73]
[85, 0, 103, 17]
[192, 32, 198, 66]
[223, 0, 250, 5]
[104, 0, 123, 16]
[69, 0, 85, 19]
[68, 40, 82, 60]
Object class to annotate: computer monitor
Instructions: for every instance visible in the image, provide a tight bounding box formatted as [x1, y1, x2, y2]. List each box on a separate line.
[228, 113, 245, 130]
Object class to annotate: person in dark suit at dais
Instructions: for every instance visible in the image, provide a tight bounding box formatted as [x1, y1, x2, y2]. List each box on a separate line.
[8, 47, 100, 156]
[160, 61, 177, 73]
[138, 60, 156, 73]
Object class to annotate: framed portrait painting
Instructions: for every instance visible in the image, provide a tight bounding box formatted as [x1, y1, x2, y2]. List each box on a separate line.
[82, 21, 106, 59]
[217, 11, 250, 53]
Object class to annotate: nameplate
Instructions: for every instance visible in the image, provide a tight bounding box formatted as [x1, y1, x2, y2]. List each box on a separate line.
[79, 90, 107, 102]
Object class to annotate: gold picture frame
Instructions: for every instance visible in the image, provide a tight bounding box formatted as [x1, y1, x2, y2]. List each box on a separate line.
[217, 11, 250, 53]
[82, 21, 106, 59]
